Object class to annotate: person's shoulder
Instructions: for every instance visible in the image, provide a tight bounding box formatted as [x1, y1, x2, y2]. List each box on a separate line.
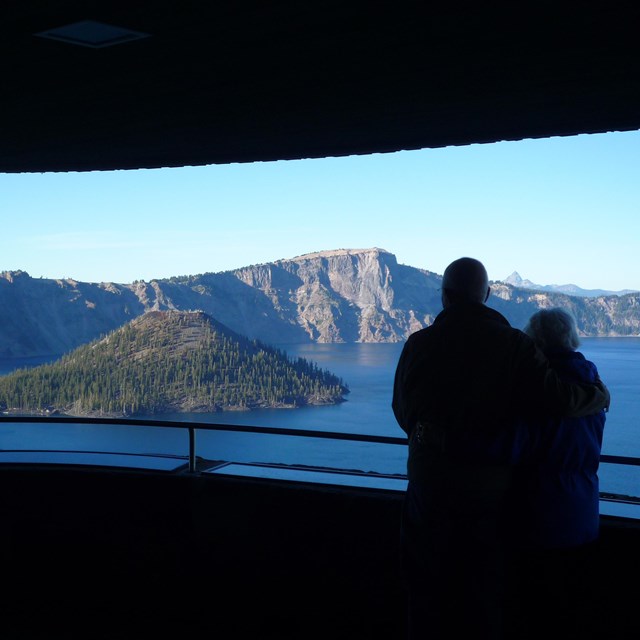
[497, 322, 540, 358]
[405, 324, 434, 345]
[480, 304, 514, 328]
[550, 349, 600, 381]
[570, 350, 600, 378]
[478, 306, 527, 339]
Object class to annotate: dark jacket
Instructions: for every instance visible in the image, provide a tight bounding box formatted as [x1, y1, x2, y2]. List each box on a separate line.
[393, 302, 609, 639]
[392, 302, 608, 485]
[507, 349, 606, 549]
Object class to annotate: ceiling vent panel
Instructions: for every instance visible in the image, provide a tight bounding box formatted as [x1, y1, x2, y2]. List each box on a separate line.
[35, 20, 150, 48]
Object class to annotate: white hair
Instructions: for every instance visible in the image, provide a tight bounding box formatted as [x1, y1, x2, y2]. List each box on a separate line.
[523, 307, 580, 352]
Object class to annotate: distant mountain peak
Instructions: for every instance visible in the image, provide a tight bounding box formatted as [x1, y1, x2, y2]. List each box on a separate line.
[500, 272, 637, 298]
[503, 271, 538, 288]
[503, 271, 523, 285]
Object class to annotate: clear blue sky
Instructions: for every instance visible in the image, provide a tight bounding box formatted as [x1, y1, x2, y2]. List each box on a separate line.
[2, 130, 638, 291]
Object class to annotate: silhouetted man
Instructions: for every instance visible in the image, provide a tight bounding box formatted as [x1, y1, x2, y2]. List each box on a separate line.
[392, 257, 609, 640]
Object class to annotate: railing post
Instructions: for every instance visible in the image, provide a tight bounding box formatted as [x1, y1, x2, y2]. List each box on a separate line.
[189, 426, 196, 473]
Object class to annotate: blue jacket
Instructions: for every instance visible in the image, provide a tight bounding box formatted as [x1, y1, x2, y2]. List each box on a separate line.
[507, 349, 606, 549]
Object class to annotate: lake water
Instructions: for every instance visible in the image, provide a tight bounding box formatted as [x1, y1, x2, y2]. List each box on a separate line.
[1, 338, 638, 497]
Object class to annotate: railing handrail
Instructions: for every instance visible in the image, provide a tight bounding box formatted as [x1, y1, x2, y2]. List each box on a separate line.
[0, 414, 408, 442]
[1, 414, 639, 471]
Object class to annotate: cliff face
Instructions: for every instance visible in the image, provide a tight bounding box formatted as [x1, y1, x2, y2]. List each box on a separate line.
[267, 248, 440, 343]
[0, 271, 144, 357]
[489, 283, 640, 337]
[1, 250, 639, 358]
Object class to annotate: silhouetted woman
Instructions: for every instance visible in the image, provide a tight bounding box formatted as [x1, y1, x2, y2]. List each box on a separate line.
[507, 307, 607, 640]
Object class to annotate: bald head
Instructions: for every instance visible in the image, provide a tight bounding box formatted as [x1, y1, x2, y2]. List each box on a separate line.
[441, 257, 490, 306]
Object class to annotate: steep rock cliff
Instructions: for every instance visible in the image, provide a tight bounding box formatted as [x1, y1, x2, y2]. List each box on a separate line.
[1, 250, 639, 358]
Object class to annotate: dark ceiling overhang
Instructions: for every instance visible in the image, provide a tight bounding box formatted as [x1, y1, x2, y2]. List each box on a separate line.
[2, 1, 640, 173]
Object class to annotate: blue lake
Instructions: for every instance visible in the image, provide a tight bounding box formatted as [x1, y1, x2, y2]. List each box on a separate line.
[1, 338, 638, 497]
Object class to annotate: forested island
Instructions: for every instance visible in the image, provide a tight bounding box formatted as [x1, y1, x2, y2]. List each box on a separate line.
[0, 311, 349, 417]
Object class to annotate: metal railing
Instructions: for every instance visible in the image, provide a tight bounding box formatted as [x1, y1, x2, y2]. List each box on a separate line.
[0, 414, 408, 474]
[1, 415, 638, 496]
